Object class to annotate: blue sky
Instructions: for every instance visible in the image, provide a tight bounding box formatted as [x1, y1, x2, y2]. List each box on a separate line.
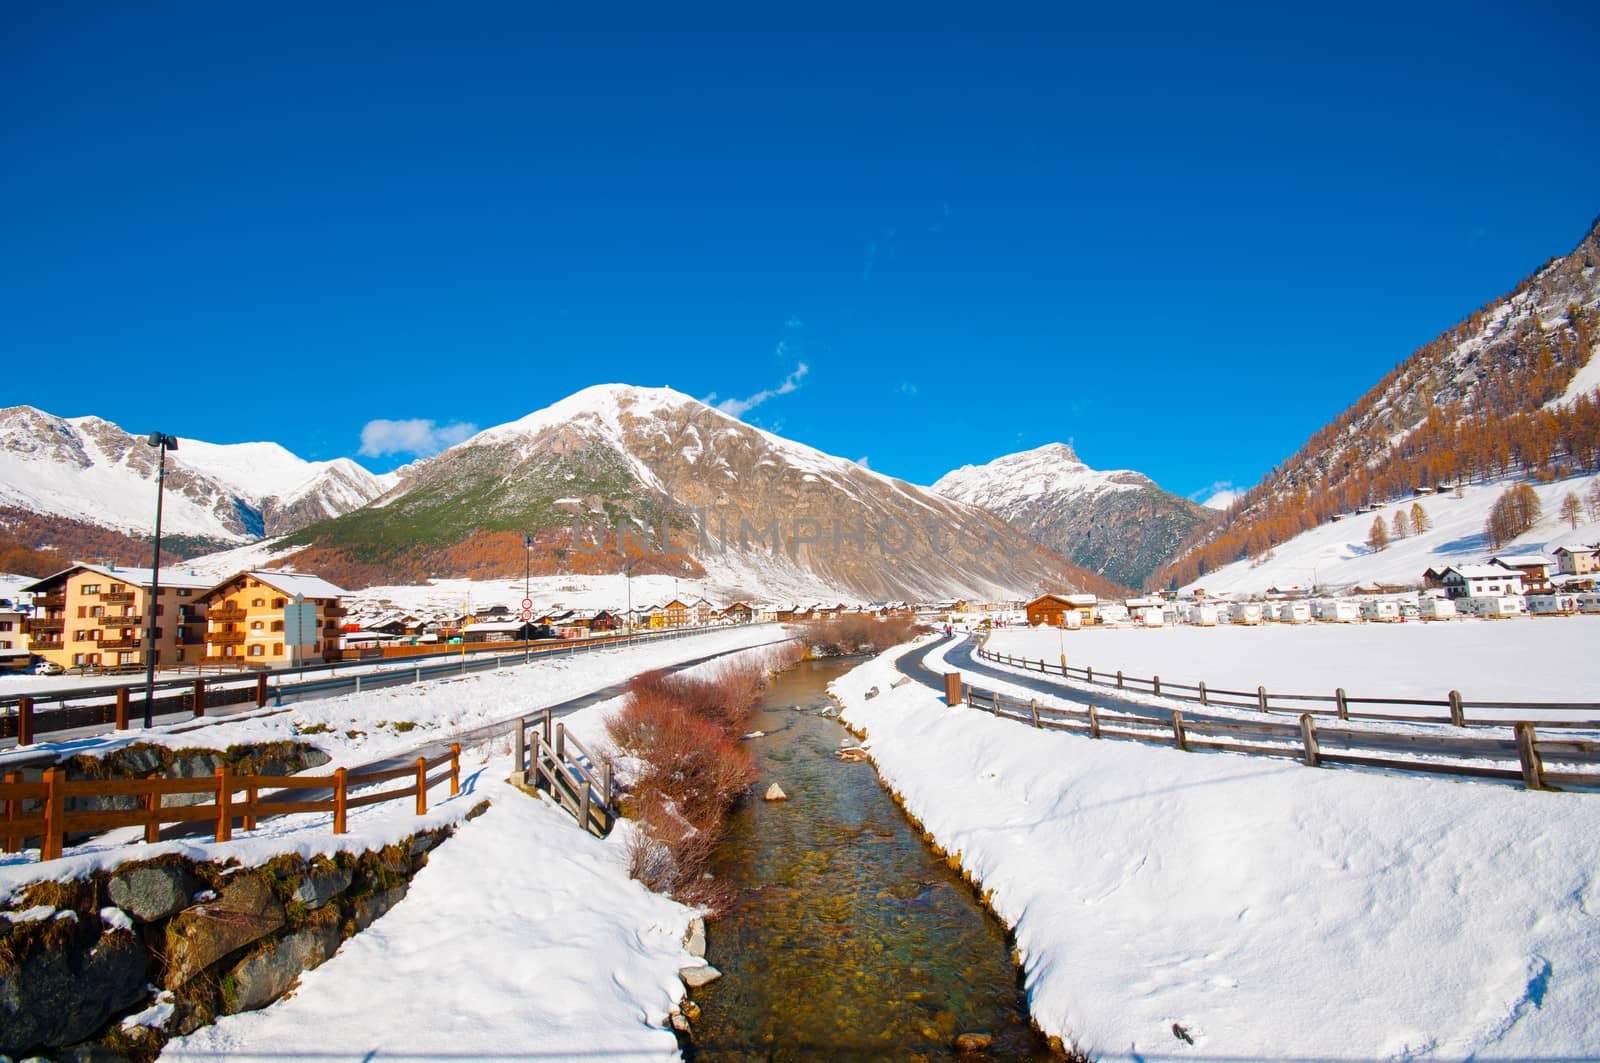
[3, 4, 1597, 505]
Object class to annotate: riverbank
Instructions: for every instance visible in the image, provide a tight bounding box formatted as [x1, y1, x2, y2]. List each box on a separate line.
[830, 640, 1600, 1061]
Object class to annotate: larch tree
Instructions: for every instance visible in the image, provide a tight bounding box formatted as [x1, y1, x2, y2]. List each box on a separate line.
[1367, 514, 1390, 552]
[1392, 509, 1411, 539]
[1560, 491, 1583, 529]
[1587, 480, 1600, 523]
[1410, 501, 1431, 533]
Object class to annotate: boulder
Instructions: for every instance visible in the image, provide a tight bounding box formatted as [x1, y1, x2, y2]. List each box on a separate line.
[682, 916, 706, 958]
[0, 930, 146, 1055]
[221, 908, 342, 1014]
[348, 884, 408, 935]
[678, 962, 722, 988]
[164, 874, 286, 988]
[764, 784, 788, 802]
[106, 863, 199, 924]
[292, 861, 353, 911]
[954, 1032, 993, 1053]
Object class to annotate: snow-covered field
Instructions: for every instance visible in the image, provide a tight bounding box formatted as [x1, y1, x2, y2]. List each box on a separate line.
[832, 642, 1600, 1061]
[987, 619, 1600, 704]
[1188, 472, 1600, 597]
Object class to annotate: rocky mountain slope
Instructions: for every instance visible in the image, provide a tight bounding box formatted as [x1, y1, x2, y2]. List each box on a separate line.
[272, 385, 1126, 601]
[933, 443, 1216, 589]
[1157, 214, 1600, 588]
[0, 406, 395, 554]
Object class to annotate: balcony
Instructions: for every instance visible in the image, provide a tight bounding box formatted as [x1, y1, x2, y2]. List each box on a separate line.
[25, 618, 64, 634]
[208, 607, 247, 622]
[208, 631, 246, 646]
[97, 637, 141, 650]
[100, 591, 136, 604]
[31, 638, 63, 650]
[38, 594, 65, 610]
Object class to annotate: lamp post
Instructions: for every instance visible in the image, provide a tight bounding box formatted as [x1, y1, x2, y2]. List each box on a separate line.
[141, 432, 178, 728]
[524, 534, 532, 664]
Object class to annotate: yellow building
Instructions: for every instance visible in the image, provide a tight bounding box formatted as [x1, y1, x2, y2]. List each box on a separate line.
[194, 570, 347, 666]
[22, 563, 213, 671]
[662, 599, 690, 628]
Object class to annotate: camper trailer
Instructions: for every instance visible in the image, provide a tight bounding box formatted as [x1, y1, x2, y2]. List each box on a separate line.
[1229, 602, 1264, 625]
[1418, 597, 1457, 621]
[1359, 599, 1401, 622]
[1576, 593, 1600, 614]
[1314, 599, 1361, 623]
[1458, 595, 1525, 618]
[1526, 593, 1579, 616]
[1277, 601, 1313, 624]
[1187, 603, 1220, 627]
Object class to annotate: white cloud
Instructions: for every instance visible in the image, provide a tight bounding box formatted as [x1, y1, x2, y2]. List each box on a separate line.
[1193, 481, 1241, 510]
[856, 455, 871, 469]
[717, 363, 809, 418]
[358, 418, 477, 458]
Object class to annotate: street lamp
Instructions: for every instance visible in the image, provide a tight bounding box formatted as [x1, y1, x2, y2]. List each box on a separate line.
[142, 432, 178, 728]
[524, 534, 532, 664]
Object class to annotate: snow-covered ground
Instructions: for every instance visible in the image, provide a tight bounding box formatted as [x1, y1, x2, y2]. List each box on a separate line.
[1187, 473, 1600, 597]
[986, 620, 1600, 705]
[832, 642, 1600, 1061]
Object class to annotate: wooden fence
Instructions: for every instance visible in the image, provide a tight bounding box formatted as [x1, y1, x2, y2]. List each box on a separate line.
[510, 710, 615, 838]
[975, 644, 1600, 729]
[1, 743, 461, 862]
[957, 680, 1599, 791]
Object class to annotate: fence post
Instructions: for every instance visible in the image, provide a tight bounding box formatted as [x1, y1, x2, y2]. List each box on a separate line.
[354, 675, 362, 694]
[1256, 686, 1268, 713]
[1299, 714, 1321, 767]
[512, 718, 527, 785]
[1335, 687, 1348, 720]
[1198, 681, 1207, 707]
[143, 790, 160, 844]
[192, 678, 206, 717]
[1448, 690, 1465, 727]
[943, 671, 962, 707]
[1171, 709, 1187, 751]
[40, 767, 64, 860]
[579, 770, 593, 834]
[3, 771, 18, 853]
[542, 709, 553, 747]
[1116, 670, 1123, 690]
[415, 757, 428, 815]
[1514, 722, 1545, 790]
[115, 687, 130, 730]
[414, 666, 421, 684]
[1029, 698, 1041, 729]
[555, 721, 566, 763]
[17, 697, 32, 747]
[244, 775, 258, 832]
[214, 766, 232, 842]
[334, 768, 348, 834]
[1153, 675, 1161, 698]
[1085, 666, 1093, 685]
[449, 742, 461, 796]
[256, 674, 268, 708]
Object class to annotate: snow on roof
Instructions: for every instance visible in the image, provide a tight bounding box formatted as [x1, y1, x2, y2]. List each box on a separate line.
[240, 570, 347, 599]
[1490, 554, 1553, 567]
[24, 562, 216, 592]
[1445, 565, 1523, 580]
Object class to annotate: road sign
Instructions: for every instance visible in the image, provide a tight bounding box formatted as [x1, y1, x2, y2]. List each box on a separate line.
[521, 597, 533, 610]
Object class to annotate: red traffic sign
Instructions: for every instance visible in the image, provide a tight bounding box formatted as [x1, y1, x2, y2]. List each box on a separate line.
[521, 597, 533, 610]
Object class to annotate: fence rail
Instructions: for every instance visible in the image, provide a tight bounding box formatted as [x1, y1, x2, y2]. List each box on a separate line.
[510, 709, 615, 837]
[1, 744, 462, 861]
[975, 644, 1600, 729]
[958, 679, 1598, 791]
[3, 624, 764, 744]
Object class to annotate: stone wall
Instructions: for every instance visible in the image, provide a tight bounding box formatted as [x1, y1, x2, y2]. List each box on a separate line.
[0, 804, 487, 1062]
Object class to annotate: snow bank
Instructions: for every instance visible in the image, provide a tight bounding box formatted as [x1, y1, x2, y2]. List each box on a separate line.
[987, 620, 1600, 703]
[162, 773, 697, 1063]
[831, 644, 1600, 1061]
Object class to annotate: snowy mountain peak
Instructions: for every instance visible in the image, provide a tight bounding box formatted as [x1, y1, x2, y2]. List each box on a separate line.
[932, 442, 1151, 508]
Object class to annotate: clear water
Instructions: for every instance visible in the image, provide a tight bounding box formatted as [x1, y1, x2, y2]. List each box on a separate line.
[686, 659, 1057, 1061]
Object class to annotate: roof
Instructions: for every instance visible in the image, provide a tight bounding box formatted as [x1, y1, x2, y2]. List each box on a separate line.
[1444, 565, 1524, 580]
[23, 562, 216, 593]
[210, 570, 346, 600]
[1490, 555, 1553, 568]
[1553, 544, 1599, 556]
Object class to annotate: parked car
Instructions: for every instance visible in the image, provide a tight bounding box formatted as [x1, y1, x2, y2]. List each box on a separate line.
[33, 659, 65, 675]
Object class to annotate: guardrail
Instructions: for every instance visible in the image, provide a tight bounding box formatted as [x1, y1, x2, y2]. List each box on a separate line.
[958, 682, 1598, 791]
[3, 624, 770, 744]
[1, 744, 462, 861]
[975, 643, 1600, 729]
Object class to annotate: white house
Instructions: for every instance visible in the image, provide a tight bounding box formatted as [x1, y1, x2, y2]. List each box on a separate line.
[1440, 565, 1525, 601]
[1553, 545, 1600, 576]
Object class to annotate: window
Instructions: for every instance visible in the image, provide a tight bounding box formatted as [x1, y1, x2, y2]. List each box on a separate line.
[73, 653, 85, 665]
[77, 606, 87, 618]
[273, 643, 283, 655]
[177, 589, 190, 597]
[248, 644, 264, 657]
[110, 583, 122, 593]
[155, 604, 164, 616]
[273, 597, 286, 608]
[251, 621, 264, 631]
[82, 584, 100, 594]
[90, 606, 103, 617]
[252, 598, 265, 608]
[0, 622, 10, 632]
[271, 620, 284, 632]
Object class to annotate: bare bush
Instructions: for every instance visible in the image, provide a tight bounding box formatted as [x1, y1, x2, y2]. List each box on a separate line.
[798, 615, 928, 656]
